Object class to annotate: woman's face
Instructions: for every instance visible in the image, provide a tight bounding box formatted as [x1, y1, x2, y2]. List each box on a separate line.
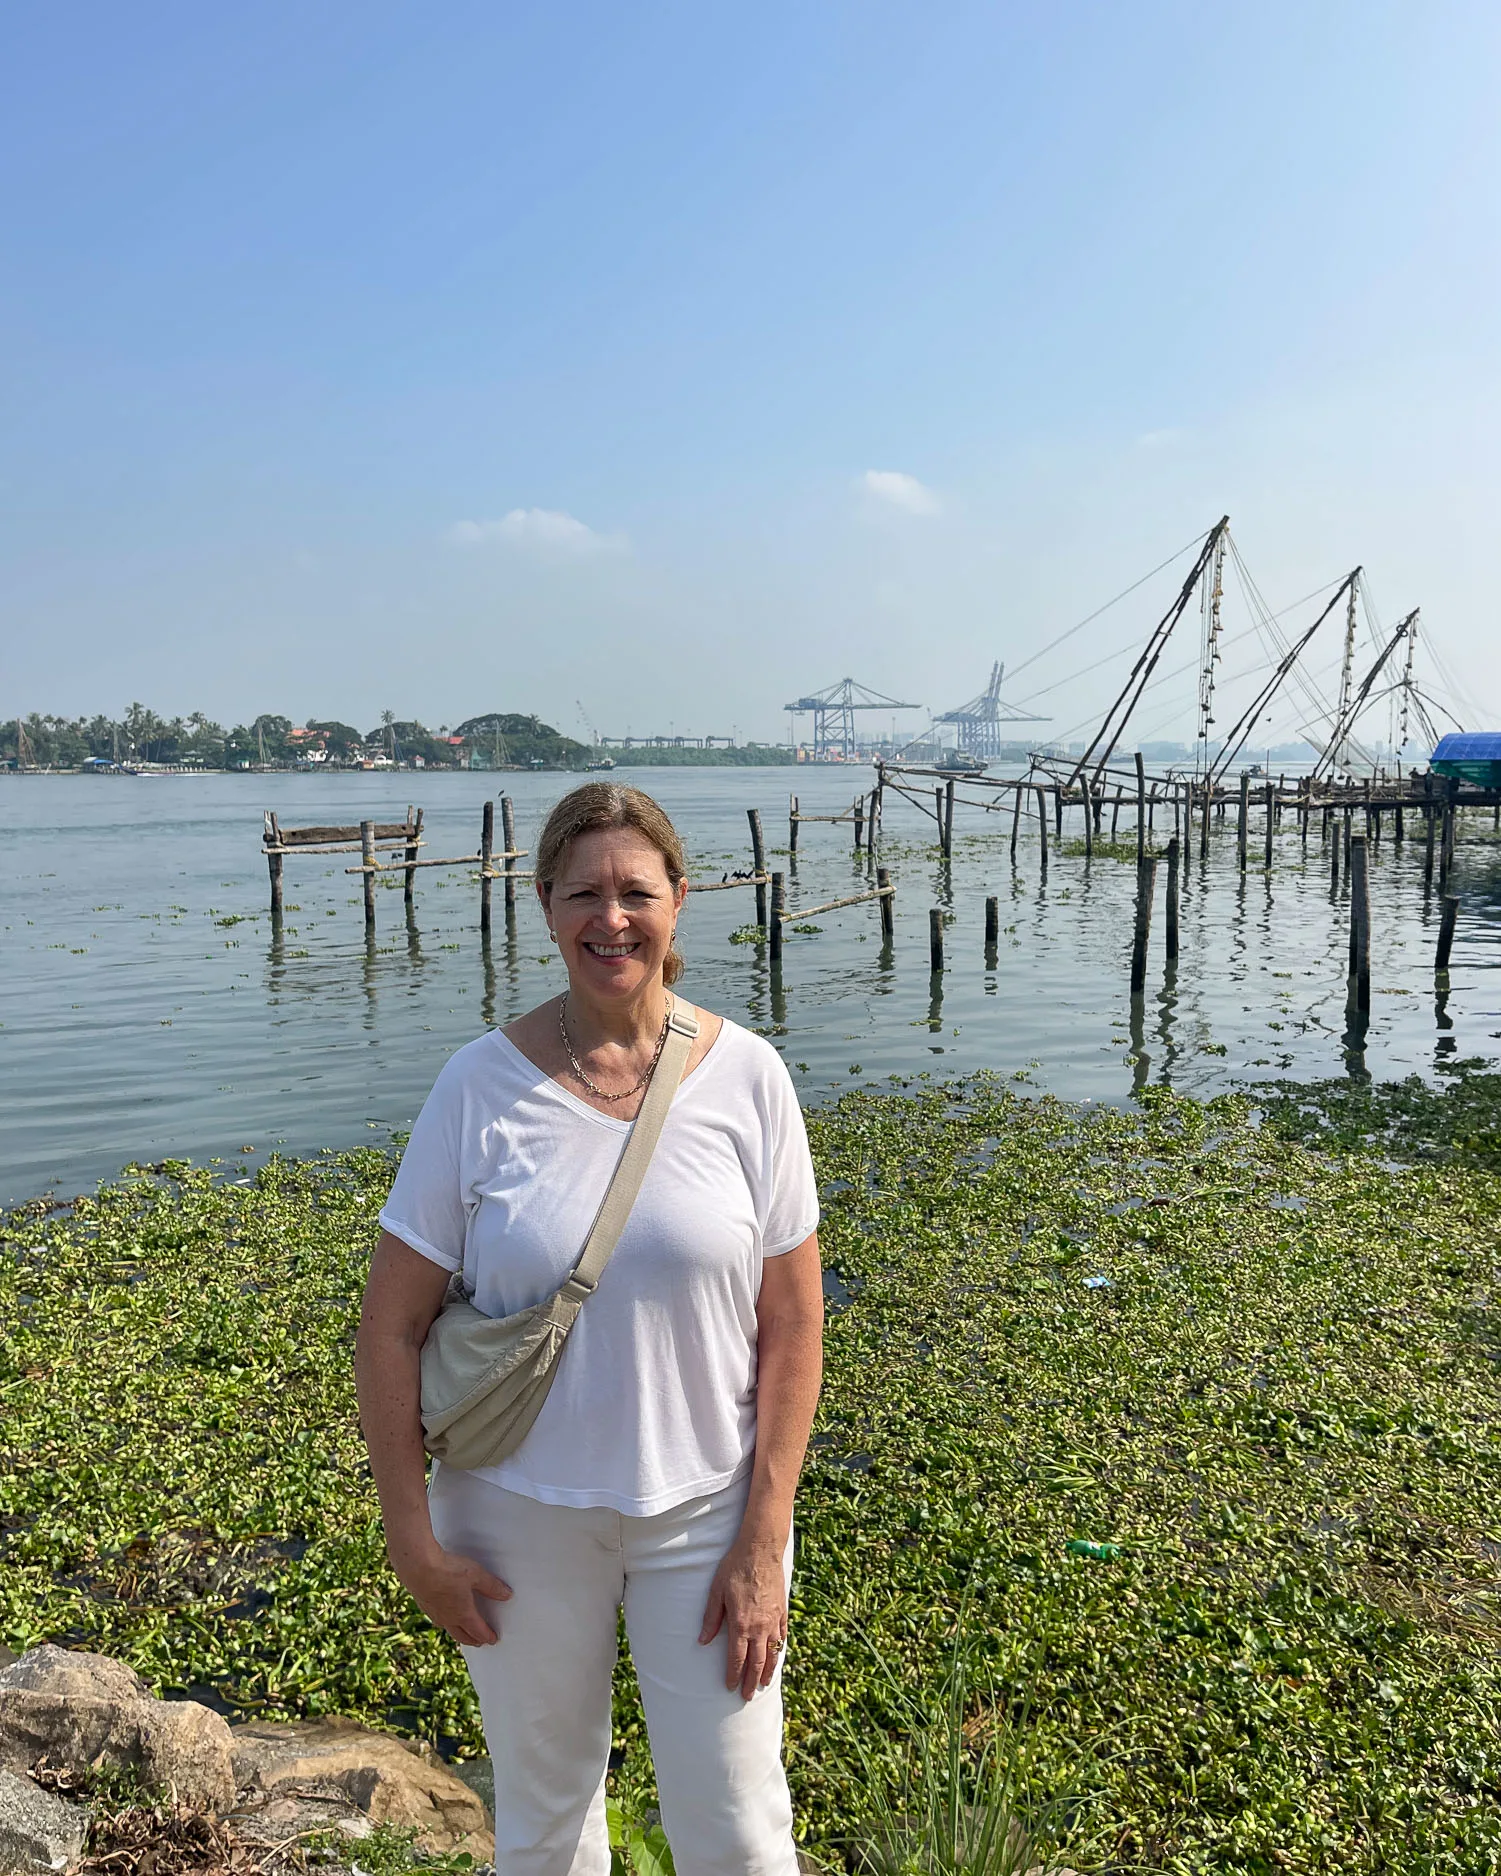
[543, 828, 687, 1005]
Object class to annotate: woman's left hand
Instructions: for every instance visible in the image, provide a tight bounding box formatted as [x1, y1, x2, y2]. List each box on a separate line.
[699, 1535, 787, 1701]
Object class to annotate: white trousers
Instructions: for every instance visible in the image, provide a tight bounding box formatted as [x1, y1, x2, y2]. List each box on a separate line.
[427, 1464, 799, 1876]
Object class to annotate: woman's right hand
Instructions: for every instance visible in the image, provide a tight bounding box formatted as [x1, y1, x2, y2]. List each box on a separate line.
[389, 1533, 513, 1647]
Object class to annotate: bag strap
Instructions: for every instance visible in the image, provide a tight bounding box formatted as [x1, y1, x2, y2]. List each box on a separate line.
[561, 996, 700, 1304]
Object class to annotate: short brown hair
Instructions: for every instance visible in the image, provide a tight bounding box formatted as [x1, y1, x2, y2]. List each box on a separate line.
[535, 783, 689, 986]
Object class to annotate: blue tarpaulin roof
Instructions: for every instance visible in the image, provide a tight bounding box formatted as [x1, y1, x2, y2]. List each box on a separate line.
[1433, 733, 1501, 762]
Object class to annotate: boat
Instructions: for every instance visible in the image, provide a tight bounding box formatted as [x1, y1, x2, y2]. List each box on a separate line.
[1430, 731, 1501, 787]
[934, 749, 988, 775]
[586, 755, 617, 772]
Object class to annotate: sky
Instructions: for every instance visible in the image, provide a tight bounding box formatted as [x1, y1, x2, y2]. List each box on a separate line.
[3, 1, 1499, 749]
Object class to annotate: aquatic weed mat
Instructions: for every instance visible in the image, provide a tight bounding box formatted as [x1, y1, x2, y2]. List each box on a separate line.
[2, 1091, 1500, 1874]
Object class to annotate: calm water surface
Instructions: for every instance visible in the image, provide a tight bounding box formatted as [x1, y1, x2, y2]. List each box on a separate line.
[2, 768, 1498, 1202]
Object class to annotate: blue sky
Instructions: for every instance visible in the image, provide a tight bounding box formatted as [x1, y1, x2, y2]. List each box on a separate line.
[3, 2, 1498, 746]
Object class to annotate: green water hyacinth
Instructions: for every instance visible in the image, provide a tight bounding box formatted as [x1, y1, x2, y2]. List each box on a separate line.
[3, 1077, 1500, 1873]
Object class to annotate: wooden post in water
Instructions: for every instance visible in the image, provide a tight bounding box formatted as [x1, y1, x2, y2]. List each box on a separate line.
[984, 895, 999, 949]
[1081, 778, 1094, 857]
[266, 810, 284, 916]
[1130, 857, 1157, 996]
[1035, 784, 1049, 869]
[929, 907, 944, 973]
[1200, 780, 1211, 861]
[1054, 785, 1063, 839]
[1439, 783, 1457, 887]
[853, 795, 865, 852]
[479, 800, 494, 934]
[1135, 753, 1146, 867]
[1263, 780, 1274, 870]
[877, 867, 895, 943]
[360, 820, 377, 928]
[403, 807, 421, 906]
[789, 795, 799, 854]
[1299, 780, 1310, 843]
[1165, 836, 1180, 962]
[1393, 801, 1404, 843]
[1110, 791, 1121, 842]
[1423, 775, 1437, 886]
[1010, 781, 1023, 862]
[1436, 894, 1459, 972]
[501, 796, 518, 914]
[769, 872, 785, 963]
[1237, 772, 1249, 872]
[1330, 812, 1341, 890]
[943, 779, 956, 857]
[748, 808, 767, 927]
[1348, 834, 1370, 1012]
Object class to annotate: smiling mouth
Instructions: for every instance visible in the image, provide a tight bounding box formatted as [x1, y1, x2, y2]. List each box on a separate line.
[583, 941, 640, 958]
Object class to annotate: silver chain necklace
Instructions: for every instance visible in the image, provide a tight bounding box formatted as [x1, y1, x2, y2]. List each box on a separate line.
[558, 994, 672, 1102]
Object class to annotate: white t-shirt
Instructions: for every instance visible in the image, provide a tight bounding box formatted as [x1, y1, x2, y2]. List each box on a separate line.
[379, 1016, 820, 1516]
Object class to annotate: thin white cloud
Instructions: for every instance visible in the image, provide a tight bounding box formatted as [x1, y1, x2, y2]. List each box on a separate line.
[448, 508, 627, 555]
[1136, 428, 1187, 449]
[860, 469, 941, 516]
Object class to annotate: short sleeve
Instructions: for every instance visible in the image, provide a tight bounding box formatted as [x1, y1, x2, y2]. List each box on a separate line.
[760, 1056, 820, 1258]
[379, 1057, 470, 1272]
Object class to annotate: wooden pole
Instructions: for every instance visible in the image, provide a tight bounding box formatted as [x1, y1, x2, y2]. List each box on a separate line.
[944, 779, 956, 856]
[501, 796, 517, 913]
[403, 806, 421, 906]
[929, 907, 944, 973]
[1299, 779, 1310, 844]
[748, 809, 767, 927]
[479, 800, 494, 934]
[1010, 782, 1023, 862]
[1165, 835, 1180, 962]
[1054, 784, 1064, 839]
[1199, 780, 1211, 861]
[1423, 775, 1437, 886]
[789, 794, 800, 854]
[984, 895, 999, 949]
[1439, 783, 1457, 887]
[360, 820, 377, 928]
[1035, 784, 1049, 869]
[1130, 857, 1157, 996]
[853, 795, 865, 852]
[1263, 780, 1274, 869]
[266, 810, 284, 916]
[1393, 801, 1404, 844]
[1236, 772, 1249, 872]
[1330, 811, 1341, 890]
[1348, 834, 1370, 1012]
[1110, 791, 1121, 842]
[769, 872, 784, 963]
[1436, 894, 1459, 972]
[1135, 752, 1146, 867]
[877, 867, 895, 943]
[1081, 778, 1093, 857]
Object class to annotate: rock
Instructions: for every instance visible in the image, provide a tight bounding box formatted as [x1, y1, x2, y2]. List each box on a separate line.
[0, 1768, 89, 1875]
[449, 1757, 493, 1821]
[229, 1719, 492, 1860]
[0, 1648, 234, 1815]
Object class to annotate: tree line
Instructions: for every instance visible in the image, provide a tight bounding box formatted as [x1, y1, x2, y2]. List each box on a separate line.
[2, 706, 587, 771]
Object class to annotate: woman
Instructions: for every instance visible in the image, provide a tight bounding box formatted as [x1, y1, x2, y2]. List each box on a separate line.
[355, 783, 824, 1876]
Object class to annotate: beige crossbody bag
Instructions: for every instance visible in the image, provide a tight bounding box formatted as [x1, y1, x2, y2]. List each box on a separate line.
[419, 998, 700, 1470]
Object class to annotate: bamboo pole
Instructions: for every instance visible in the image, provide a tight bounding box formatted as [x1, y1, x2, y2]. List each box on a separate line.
[929, 907, 944, 973]
[877, 867, 895, 943]
[1348, 834, 1370, 1013]
[1130, 857, 1157, 996]
[1165, 835, 1180, 962]
[789, 794, 799, 854]
[360, 821, 377, 928]
[769, 872, 785, 963]
[479, 801, 494, 934]
[1436, 894, 1459, 972]
[501, 796, 518, 914]
[748, 809, 767, 927]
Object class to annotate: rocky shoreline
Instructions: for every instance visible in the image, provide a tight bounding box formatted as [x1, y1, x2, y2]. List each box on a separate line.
[0, 1647, 492, 1875]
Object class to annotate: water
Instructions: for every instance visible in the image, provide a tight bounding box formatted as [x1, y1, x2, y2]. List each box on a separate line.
[2, 768, 1497, 1203]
